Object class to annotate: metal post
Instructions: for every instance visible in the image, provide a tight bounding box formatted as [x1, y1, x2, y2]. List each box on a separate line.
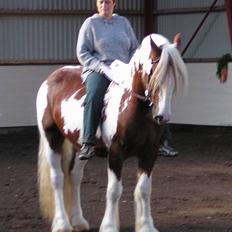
[144, 0, 154, 36]
[225, 0, 232, 47]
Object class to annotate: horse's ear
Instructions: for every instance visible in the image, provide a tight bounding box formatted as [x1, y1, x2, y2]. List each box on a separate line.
[173, 33, 181, 50]
[150, 36, 161, 59]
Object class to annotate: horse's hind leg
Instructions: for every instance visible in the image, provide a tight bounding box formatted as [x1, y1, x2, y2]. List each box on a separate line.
[71, 156, 90, 231]
[38, 129, 72, 232]
[46, 146, 73, 232]
[134, 158, 159, 232]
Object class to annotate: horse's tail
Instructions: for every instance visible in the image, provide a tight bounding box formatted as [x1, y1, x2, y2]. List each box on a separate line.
[37, 81, 74, 221]
[37, 131, 54, 220]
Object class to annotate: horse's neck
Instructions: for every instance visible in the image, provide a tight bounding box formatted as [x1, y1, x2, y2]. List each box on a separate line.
[104, 67, 147, 115]
[102, 73, 151, 147]
[131, 67, 148, 96]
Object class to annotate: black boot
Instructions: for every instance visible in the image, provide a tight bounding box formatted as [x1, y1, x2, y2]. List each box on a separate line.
[79, 144, 95, 160]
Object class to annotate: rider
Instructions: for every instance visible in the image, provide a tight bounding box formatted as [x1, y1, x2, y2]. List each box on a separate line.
[76, 0, 138, 160]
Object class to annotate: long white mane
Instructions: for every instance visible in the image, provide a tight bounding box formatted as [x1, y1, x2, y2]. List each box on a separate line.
[130, 33, 188, 96]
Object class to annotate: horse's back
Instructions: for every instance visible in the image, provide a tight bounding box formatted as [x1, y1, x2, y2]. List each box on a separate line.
[47, 65, 83, 94]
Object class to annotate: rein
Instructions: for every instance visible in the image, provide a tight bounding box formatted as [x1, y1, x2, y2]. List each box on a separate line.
[125, 57, 161, 106]
[131, 90, 153, 106]
[104, 53, 161, 107]
[130, 66, 154, 106]
[129, 56, 160, 106]
[108, 75, 153, 106]
[104, 68, 152, 105]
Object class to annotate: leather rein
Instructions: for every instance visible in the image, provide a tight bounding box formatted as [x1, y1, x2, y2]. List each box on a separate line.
[130, 57, 160, 106]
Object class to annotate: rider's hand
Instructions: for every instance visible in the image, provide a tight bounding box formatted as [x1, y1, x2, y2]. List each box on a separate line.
[99, 63, 110, 74]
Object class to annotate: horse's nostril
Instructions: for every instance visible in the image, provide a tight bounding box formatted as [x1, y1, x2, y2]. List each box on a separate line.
[154, 115, 163, 124]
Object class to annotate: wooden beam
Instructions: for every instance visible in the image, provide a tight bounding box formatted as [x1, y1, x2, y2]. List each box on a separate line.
[225, 0, 232, 47]
[144, 0, 154, 36]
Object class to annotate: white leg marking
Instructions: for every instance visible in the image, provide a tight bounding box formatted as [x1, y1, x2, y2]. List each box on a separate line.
[134, 173, 159, 232]
[99, 168, 123, 232]
[46, 146, 72, 232]
[71, 157, 90, 231]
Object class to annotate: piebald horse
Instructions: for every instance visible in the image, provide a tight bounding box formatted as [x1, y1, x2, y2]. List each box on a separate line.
[36, 33, 187, 232]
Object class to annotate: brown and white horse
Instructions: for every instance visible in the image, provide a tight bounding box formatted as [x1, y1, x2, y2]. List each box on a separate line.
[36, 33, 187, 232]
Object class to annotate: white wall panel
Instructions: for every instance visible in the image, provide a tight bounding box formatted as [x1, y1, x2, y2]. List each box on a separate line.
[172, 63, 232, 126]
[0, 64, 232, 127]
[0, 65, 62, 127]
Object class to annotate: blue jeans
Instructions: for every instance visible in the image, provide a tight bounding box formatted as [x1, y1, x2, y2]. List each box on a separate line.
[160, 124, 172, 145]
[82, 71, 111, 144]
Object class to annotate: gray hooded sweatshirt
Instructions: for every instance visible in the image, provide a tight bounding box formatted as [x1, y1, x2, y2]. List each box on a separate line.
[76, 13, 138, 80]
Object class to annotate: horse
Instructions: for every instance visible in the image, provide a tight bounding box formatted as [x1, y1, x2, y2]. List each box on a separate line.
[36, 33, 187, 232]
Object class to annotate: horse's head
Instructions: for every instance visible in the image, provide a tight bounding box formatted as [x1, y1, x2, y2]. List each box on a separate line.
[130, 33, 188, 124]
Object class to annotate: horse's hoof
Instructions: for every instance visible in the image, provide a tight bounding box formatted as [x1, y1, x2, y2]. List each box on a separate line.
[73, 223, 90, 232]
[52, 224, 73, 232]
[52, 229, 73, 232]
[72, 217, 89, 231]
[137, 226, 159, 232]
[99, 225, 118, 232]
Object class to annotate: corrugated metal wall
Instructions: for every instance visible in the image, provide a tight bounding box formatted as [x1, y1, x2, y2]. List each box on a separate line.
[0, 0, 230, 62]
[0, 0, 143, 64]
[156, 0, 230, 59]
[0, 0, 143, 11]
[157, 0, 224, 9]
[0, 15, 85, 61]
[0, 0, 95, 10]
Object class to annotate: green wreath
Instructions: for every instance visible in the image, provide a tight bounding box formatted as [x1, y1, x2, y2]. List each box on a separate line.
[216, 53, 232, 80]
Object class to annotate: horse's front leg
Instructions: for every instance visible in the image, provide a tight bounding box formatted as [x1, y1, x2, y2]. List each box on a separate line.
[71, 157, 90, 231]
[134, 158, 159, 232]
[99, 152, 123, 232]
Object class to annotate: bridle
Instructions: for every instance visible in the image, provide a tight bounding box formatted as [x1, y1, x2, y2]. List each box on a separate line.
[130, 56, 161, 107]
[131, 89, 153, 106]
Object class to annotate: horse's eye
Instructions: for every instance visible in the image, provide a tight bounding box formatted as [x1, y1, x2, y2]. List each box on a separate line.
[151, 58, 160, 65]
[151, 59, 157, 65]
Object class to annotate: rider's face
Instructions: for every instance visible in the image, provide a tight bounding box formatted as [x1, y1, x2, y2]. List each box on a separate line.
[96, 0, 115, 19]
